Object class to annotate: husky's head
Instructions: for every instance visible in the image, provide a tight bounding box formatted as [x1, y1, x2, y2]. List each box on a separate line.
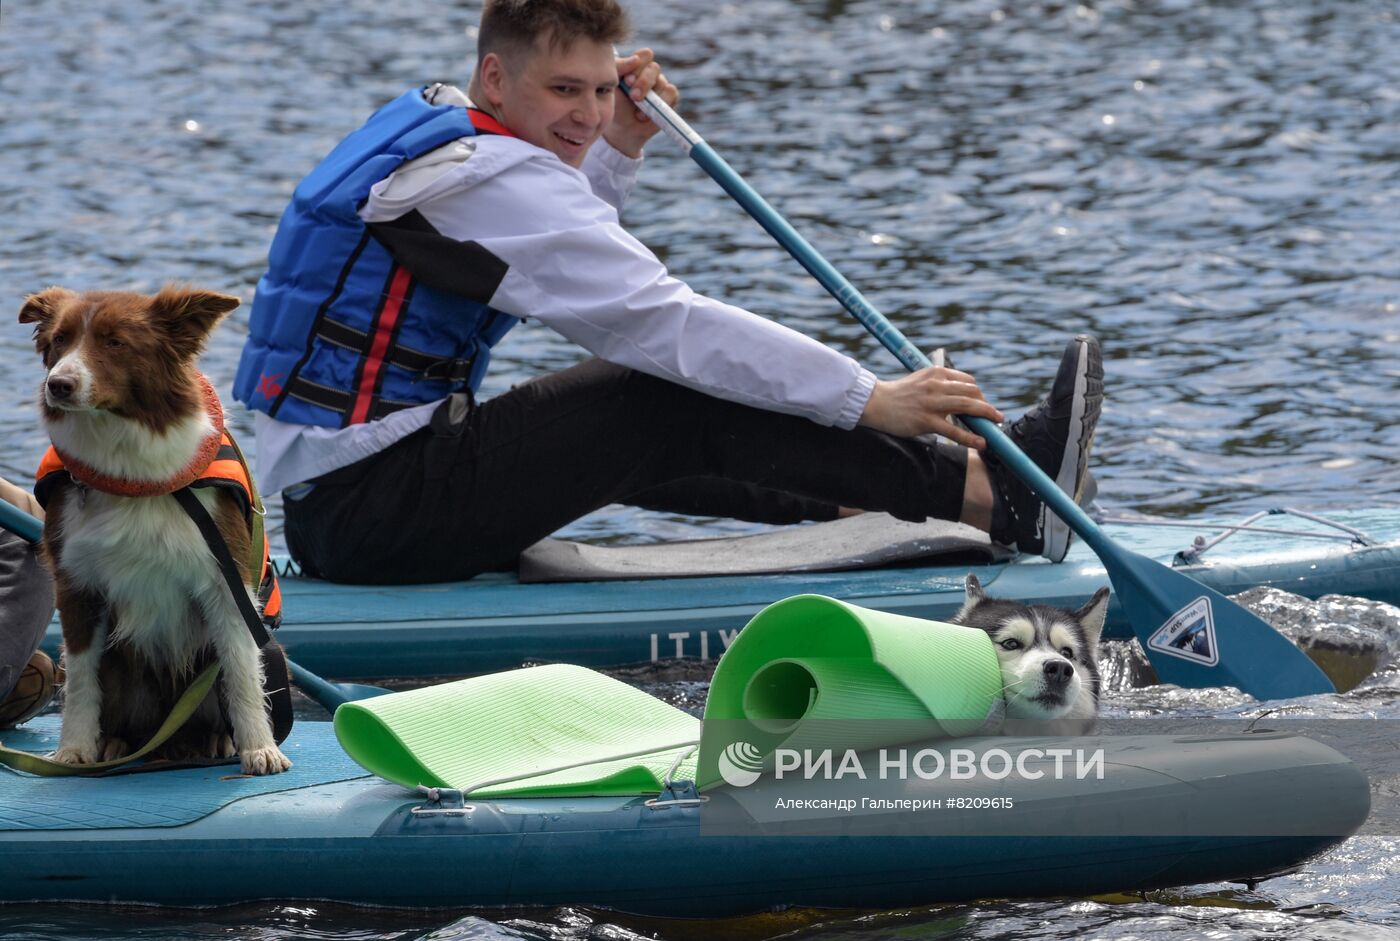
[951, 574, 1110, 734]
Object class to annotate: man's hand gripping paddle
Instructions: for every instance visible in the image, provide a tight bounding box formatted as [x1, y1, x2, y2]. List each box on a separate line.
[624, 84, 1333, 700]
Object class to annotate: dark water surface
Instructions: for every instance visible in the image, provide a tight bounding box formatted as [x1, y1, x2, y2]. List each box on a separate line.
[2, 0, 1399, 937]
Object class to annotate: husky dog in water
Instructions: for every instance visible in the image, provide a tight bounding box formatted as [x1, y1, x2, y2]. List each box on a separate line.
[950, 574, 1109, 735]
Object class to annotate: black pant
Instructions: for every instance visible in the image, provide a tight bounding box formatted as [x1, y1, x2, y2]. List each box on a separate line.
[285, 360, 967, 584]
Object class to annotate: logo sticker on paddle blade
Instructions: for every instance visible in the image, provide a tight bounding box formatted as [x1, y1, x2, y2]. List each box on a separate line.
[1147, 596, 1219, 666]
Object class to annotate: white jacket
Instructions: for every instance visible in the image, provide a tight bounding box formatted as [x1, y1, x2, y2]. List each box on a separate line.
[255, 85, 876, 493]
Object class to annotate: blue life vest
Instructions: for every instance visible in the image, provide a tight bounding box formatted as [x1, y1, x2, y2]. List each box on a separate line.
[234, 87, 520, 428]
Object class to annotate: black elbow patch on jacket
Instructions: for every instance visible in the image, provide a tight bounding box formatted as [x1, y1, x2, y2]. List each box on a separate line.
[367, 210, 509, 304]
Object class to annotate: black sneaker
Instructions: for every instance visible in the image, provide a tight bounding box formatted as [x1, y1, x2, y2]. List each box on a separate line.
[987, 335, 1103, 562]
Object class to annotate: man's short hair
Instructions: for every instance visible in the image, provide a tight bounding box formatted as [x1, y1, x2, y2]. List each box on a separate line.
[478, 0, 632, 65]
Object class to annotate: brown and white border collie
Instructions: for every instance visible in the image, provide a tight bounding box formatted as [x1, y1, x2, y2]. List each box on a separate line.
[18, 285, 290, 775]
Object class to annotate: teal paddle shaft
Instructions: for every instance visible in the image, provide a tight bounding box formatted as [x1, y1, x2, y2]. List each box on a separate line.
[0, 498, 41, 544]
[625, 90, 1097, 541]
[288, 660, 392, 710]
[627, 86, 1334, 699]
[0, 499, 389, 712]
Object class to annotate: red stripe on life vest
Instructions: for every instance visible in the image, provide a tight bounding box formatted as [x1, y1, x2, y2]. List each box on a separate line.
[468, 108, 519, 139]
[349, 266, 413, 425]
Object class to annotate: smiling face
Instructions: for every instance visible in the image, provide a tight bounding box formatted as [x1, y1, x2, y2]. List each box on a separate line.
[479, 33, 618, 167]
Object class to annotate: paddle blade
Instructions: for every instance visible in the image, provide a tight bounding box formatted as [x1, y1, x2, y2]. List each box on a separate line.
[1103, 547, 1335, 699]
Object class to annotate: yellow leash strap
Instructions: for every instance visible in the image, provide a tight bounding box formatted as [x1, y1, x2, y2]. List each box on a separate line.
[0, 662, 221, 776]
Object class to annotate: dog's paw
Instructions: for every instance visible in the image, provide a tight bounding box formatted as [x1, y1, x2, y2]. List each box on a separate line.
[52, 744, 100, 765]
[240, 745, 292, 775]
[98, 737, 130, 762]
[209, 734, 236, 759]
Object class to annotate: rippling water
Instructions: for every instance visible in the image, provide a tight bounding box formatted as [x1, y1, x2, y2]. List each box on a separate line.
[2, 0, 1399, 937]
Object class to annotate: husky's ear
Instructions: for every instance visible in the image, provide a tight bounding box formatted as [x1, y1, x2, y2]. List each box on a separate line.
[951, 573, 986, 622]
[149, 284, 240, 359]
[19, 287, 76, 330]
[1074, 586, 1111, 647]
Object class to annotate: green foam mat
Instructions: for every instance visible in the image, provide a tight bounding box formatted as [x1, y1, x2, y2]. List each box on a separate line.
[334, 664, 700, 797]
[335, 594, 1002, 796]
[695, 594, 1004, 788]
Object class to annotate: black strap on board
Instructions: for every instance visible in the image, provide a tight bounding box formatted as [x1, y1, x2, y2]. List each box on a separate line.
[172, 487, 292, 744]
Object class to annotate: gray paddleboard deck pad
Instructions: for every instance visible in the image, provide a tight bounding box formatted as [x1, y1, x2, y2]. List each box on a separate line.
[520, 513, 1013, 582]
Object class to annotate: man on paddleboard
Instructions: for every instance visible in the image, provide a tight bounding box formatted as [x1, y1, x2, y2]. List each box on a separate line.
[235, 0, 1103, 584]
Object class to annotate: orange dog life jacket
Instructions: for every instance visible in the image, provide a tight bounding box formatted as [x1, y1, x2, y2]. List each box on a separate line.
[35, 435, 283, 629]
